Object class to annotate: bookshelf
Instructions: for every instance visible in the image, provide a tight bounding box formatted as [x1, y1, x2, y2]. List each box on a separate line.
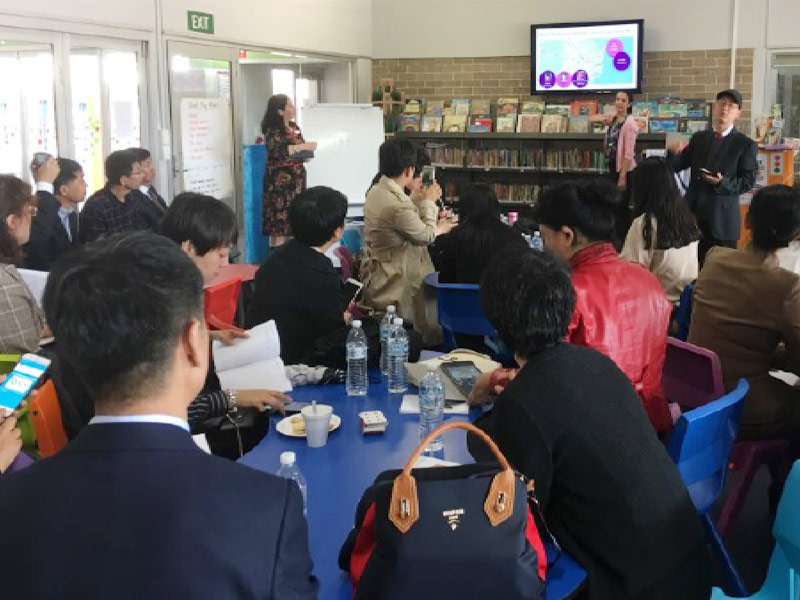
[396, 131, 667, 212]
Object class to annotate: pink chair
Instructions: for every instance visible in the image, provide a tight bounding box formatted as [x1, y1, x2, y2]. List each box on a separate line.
[662, 337, 791, 538]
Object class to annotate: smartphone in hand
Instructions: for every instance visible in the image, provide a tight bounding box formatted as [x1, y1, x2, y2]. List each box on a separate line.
[0, 354, 51, 416]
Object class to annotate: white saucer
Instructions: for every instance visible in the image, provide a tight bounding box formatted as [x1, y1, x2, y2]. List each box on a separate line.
[276, 414, 341, 438]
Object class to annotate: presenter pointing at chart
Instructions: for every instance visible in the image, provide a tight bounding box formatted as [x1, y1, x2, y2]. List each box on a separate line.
[590, 90, 640, 246]
[261, 94, 317, 248]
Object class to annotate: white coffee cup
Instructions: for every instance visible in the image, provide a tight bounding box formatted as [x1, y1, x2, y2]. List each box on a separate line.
[301, 404, 333, 448]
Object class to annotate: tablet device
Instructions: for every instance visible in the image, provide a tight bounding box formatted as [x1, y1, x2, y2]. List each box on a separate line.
[439, 361, 481, 399]
[292, 150, 315, 160]
[344, 278, 364, 305]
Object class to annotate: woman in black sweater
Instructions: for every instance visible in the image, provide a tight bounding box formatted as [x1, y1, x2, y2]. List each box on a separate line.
[468, 247, 711, 600]
[431, 183, 527, 283]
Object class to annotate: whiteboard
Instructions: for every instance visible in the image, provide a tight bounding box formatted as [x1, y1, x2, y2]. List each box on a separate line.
[302, 104, 384, 216]
[180, 98, 234, 199]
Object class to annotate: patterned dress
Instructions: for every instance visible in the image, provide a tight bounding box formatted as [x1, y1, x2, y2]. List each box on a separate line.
[262, 122, 307, 236]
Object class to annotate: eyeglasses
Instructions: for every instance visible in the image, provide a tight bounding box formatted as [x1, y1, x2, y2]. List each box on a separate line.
[128, 171, 144, 177]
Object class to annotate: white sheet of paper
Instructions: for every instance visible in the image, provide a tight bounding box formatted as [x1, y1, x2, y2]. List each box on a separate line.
[412, 455, 460, 469]
[212, 321, 291, 392]
[400, 394, 469, 415]
[212, 321, 281, 372]
[18, 269, 48, 308]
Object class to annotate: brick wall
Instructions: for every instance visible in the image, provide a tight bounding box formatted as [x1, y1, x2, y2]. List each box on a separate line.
[372, 49, 754, 132]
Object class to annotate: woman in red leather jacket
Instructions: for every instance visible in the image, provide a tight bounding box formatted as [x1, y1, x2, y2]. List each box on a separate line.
[536, 180, 673, 431]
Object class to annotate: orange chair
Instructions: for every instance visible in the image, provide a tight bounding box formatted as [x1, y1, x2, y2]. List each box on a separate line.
[29, 380, 68, 458]
[203, 276, 242, 330]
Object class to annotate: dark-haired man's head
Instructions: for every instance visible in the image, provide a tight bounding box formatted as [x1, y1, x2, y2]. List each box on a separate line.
[289, 186, 348, 249]
[53, 158, 87, 208]
[160, 192, 238, 283]
[105, 149, 143, 192]
[480, 247, 576, 362]
[43, 232, 208, 413]
[378, 138, 417, 187]
[128, 148, 155, 185]
[748, 185, 800, 252]
[534, 180, 619, 261]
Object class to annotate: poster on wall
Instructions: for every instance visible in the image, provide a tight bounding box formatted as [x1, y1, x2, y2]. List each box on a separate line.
[180, 97, 233, 199]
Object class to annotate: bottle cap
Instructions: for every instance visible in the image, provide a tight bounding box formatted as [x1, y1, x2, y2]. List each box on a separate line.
[352, 320, 362, 328]
[280, 451, 296, 466]
[387, 305, 396, 313]
[427, 364, 438, 372]
[393, 317, 403, 326]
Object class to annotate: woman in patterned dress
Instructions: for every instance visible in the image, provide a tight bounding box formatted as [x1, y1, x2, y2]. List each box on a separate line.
[260, 95, 317, 248]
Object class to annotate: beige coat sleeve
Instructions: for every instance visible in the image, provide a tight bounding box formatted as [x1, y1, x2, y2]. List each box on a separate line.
[620, 216, 653, 269]
[780, 277, 800, 375]
[393, 199, 438, 246]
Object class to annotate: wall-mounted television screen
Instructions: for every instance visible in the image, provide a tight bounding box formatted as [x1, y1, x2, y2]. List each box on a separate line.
[531, 19, 644, 94]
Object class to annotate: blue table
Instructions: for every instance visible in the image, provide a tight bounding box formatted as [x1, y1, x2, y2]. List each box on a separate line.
[240, 373, 586, 599]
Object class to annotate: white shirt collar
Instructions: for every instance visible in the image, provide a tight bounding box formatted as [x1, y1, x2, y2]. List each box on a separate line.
[716, 125, 734, 138]
[36, 181, 54, 195]
[89, 414, 190, 432]
[139, 185, 150, 195]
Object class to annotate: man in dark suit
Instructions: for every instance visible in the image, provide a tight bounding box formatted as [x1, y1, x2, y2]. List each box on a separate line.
[668, 88, 757, 260]
[0, 232, 318, 600]
[247, 186, 354, 366]
[128, 147, 168, 231]
[23, 157, 84, 271]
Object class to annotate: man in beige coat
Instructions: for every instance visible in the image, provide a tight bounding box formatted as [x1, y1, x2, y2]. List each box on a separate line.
[362, 139, 454, 345]
[689, 185, 800, 441]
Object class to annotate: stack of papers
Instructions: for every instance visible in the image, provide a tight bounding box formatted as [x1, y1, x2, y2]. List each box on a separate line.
[212, 321, 291, 392]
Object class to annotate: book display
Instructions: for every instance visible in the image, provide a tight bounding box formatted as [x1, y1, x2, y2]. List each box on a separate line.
[398, 129, 666, 214]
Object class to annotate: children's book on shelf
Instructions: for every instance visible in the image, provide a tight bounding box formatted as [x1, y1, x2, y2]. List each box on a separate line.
[521, 100, 545, 114]
[570, 99, 598, 116]
[497, 98, 519, 115]
[632, 100, 658, 118]
[471, 99, 492, 116]
[422, 115, 443, 132]
[442, 106, 454, 116]
[683, 119, 709, 134]
[496, 115, 517, 133]
[443, 114, 467, 133]
[649, 118, 680, 133]
[568, 115, 590, 133]
[404, 99, 424, 114]
[517, 113, 542, 133]
[398, 114, 421, 132]
[542, 114, 565, 133]
[601, 103, 617, 116]
[544, 104, 570, 117]
[685, 99, 708, 119]
[632, 116, 649, 133]
[452, 99, 471, 116]
[467, 116, 493, 133]
[658, 98, 688, 118]
[426, 100, 445, 116]
[591, 121, 609, 134]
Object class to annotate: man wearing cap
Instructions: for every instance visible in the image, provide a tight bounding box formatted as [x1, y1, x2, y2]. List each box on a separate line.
[668, 89, 757, 261]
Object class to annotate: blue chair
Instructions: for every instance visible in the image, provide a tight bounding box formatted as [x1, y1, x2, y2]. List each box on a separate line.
[667, 379, 750, 597]
[674, 282, 695, 341]
[423, 272, 496, 351]
[711, 460, 800, 599]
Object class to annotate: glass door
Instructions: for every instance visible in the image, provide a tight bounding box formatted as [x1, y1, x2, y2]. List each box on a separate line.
[167, 41, 236, 211]
[0, 40, 57, 179]
[70, 42, 143, 196]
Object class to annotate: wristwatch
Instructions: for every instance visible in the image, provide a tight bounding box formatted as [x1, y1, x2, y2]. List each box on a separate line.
[224, 389, 238, 414]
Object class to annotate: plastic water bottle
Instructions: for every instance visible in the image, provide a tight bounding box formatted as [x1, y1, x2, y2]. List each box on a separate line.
[276, 451, 308, 516]
[419, 365, 445, 452]
[530, 230, 544, 251]
[346, 320, 368, 396]
[379, 305, 397, 374]
[387, 317, 409, 393]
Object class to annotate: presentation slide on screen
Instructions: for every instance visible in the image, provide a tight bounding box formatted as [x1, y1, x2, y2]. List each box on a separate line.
[534, 22, 640, 92]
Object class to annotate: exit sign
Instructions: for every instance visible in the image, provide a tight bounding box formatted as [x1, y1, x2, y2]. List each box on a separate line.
[187, 11, 214, 34]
